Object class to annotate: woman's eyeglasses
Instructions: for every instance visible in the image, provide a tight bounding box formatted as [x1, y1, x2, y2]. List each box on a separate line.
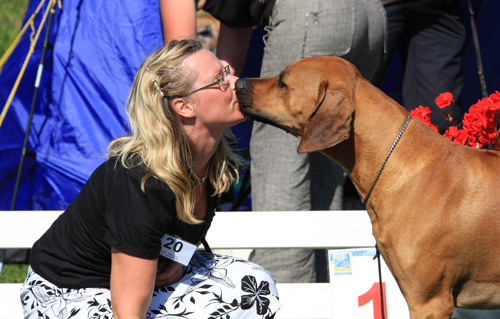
[189, 65, 230, 94]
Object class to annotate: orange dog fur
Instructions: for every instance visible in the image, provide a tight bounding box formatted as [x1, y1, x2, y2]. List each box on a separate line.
[235, 56, 500, 319]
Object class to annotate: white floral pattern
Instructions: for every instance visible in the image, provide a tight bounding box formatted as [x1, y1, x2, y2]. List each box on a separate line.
[21, 268, 111, 319]
[21, 254, 281, 319]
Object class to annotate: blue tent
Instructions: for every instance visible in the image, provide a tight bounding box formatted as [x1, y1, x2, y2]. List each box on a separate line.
[1, 0, 165, 210]
[1, 0, 499, 211]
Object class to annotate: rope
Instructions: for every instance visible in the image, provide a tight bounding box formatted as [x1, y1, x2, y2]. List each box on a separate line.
[374, 245, 386, 319]
[0, 0, 62, 128]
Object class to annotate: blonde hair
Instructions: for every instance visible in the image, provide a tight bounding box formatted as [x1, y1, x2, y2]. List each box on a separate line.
[108, 39, 241, 224]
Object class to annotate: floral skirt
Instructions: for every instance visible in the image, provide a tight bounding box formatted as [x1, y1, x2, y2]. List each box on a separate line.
[21, 253, 281, 319]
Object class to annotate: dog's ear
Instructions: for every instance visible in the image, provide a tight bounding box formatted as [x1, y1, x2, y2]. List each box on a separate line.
[297, 81, 353, 154]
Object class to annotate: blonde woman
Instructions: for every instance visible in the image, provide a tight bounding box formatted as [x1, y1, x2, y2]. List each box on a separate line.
[21, 39, 281, 319]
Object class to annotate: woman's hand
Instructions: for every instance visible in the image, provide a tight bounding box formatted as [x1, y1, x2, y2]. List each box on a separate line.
[155, 259, 185, 288]
[111, 247, 157, 319]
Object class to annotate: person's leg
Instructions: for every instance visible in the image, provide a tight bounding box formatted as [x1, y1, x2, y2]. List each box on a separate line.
[148, 253, 281, 318]
[370, 2, 411, 87]
[402, 6, 465, 133]
[306, 0, 385, 281]
[250, 124, 318, 282]
[21, 267, 114, 319]
[249, 0, 385, 283]
[333, 0, 386, 81]
[250, 0, 338, 283]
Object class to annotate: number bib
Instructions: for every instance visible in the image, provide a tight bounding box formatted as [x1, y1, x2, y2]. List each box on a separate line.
[159, 234, 197, 266]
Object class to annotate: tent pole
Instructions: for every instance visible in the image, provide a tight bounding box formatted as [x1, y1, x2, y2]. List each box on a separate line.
[10, 6, 55, 211]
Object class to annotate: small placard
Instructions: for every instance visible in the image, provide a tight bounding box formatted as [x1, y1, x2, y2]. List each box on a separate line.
[159, 234, 196, 266]
[329, 248, 410, 319]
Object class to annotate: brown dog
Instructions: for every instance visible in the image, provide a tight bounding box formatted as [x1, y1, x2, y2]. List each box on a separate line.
[196, 14, 220, 53]
[235, 56, 500, 318]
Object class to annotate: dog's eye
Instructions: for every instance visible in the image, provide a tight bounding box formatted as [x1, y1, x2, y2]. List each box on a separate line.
[277, 77, 287, 89]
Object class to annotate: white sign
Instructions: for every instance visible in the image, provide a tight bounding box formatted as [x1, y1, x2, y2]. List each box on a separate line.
[329, 248, 410, 319]
[328, 248, 500, 319]
[159, 234, 196, 266]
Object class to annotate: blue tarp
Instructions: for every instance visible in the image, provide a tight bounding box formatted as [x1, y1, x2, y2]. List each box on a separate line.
[0, 0, 164, 210]
[0, 0, 499, 210]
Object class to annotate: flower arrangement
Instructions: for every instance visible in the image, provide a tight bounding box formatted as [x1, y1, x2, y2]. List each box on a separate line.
[410, 91, 500, 150]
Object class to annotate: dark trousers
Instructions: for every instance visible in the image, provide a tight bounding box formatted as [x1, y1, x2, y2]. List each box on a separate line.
[371, 2, 466, 133]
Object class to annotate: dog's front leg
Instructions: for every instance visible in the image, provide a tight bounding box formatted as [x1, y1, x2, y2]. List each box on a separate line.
[403, 279, 456, 319]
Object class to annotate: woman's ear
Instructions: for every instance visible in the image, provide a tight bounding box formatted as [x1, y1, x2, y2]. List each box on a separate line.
[171, 97, 195, 118]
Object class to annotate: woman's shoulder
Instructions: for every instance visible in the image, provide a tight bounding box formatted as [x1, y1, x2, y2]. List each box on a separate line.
[99, 155, 174, 198]
[102, 154, 148, 178]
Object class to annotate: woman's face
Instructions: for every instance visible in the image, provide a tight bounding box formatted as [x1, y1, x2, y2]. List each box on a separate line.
[183, 49, 246, 131]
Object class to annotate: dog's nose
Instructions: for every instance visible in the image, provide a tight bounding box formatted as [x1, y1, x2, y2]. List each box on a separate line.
[235, 78, 252, 93]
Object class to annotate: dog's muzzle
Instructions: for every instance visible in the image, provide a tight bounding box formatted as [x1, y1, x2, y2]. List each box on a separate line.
[235, 78, 252, 92]
[235, 79, 254, 114]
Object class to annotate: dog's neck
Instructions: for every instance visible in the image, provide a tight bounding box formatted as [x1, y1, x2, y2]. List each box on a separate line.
[320, 81, 448, 214]
[362, 114, 412, 204]
[320, 82, 410, 194]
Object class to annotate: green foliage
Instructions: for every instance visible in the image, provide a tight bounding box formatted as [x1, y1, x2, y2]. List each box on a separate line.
[0, 264, 29, 283]
[0, 0, 29, 58]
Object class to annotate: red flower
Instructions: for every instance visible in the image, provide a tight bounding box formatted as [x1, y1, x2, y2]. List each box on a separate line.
[444, 126, 467, 145]
[460, 92, 500, 148]
[411, 91, 500, 149]
[410, 105, 432, 117]
[435, 92, 454, 109]
[410, 106, 438, 132]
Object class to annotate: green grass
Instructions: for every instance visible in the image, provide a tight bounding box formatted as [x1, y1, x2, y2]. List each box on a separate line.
[0, 0, 29, 58]
[0, 0, 29, 283]
[0, 264, 29, 283]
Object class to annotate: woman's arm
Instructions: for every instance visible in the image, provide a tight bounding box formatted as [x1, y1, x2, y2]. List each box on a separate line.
[111, 247, 157, 319]
[159, 0, 197, 41]
[158, 0, 253, 75]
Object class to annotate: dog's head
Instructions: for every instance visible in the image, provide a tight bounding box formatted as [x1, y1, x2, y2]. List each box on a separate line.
[196, 15, 220, 53]
[236, 56, 359, 154]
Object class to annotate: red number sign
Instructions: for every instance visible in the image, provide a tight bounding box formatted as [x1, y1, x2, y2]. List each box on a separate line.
[358, 282, 388, 319]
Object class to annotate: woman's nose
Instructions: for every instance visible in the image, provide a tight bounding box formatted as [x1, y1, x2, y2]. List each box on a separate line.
[229, 74, 239, 90]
